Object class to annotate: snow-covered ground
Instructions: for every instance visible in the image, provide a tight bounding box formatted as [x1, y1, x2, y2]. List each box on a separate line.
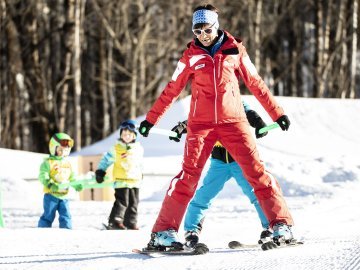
[1, 96, 360, 270]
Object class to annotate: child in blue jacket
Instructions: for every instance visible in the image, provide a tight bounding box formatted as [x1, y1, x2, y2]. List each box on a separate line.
[95, 120, 144, 230]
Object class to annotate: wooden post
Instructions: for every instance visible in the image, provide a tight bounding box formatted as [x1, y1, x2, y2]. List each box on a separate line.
[89, 162, 95, 201]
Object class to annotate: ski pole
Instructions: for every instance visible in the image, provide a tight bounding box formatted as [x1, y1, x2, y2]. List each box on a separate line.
[258, 122, 280, 134]
[81, 181, 124, 189]
[57, 176, 109, 189]
[136, 125, 178, 138]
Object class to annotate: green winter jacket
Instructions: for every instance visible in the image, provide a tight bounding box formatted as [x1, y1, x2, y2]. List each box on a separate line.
[39, 155, 76, 199]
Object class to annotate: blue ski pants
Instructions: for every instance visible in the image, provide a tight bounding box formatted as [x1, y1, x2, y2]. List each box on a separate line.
[184, 158, 269, 232]
[38, 193, 72, 229]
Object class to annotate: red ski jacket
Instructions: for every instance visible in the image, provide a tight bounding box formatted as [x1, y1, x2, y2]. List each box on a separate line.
[146, 31, 284, 125]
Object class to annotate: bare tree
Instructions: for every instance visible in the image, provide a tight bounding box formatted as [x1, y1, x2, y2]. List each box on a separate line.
[1, 0, 359, 153]
[349, 0, 358, 98]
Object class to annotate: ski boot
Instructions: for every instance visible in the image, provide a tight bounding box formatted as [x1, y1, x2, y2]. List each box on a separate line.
[126, 224, 139, 230]
[184, 230, 209, 254]
[145, 229, 183, 251]
[184, 230, 200, 248]
[258, 227, 273, 244]
[106, 221, 127, 230]
[261, 223, 302, 251]
[272, 223, 294, 244]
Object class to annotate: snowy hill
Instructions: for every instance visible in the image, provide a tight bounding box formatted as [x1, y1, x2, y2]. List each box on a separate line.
[1, 96, 360, 270]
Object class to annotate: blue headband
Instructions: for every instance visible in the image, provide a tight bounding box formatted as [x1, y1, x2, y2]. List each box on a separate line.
[192, 9, 219, 29]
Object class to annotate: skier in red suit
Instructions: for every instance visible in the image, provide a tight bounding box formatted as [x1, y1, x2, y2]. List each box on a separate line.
[139, 3, 294, 250]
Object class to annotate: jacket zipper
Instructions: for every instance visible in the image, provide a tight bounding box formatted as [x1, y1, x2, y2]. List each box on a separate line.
[194, 52, 218, 123]
[217, 55, 222, 80]
[206, 56, 217, 124]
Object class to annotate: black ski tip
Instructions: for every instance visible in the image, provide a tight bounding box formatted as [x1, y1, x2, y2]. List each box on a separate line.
[261, 241, 278, 251]
[228, 241, 241, 249]
[193, 243, 209, 254]
[228, 241, 260, 249]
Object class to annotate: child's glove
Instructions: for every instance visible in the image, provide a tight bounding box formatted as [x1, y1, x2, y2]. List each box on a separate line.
[276, 115, 291, 131]
[95, 169, 106, 183]
[73, 184, 83, 192]
[47, 182, 59, 192]
[139, 120, 154, 137]
[246, 110, 268, 139]
[169, 120, 188, 142]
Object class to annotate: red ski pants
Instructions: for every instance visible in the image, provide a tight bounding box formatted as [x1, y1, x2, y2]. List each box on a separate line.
[152, 121, 294, 232]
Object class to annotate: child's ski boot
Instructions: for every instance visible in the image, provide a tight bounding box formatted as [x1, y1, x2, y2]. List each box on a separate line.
[184, 230, 200, 248]
[104, 221, 127, 230]
[258, 227, 273, 244]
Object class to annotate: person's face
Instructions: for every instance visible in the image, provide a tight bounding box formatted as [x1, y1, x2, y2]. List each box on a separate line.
[121, 129, 136, 144]
[56, 145, 71, 157]
[193, 23, 218, 47]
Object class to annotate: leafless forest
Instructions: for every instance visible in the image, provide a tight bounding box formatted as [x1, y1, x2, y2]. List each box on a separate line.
[0, 0, 359, 153]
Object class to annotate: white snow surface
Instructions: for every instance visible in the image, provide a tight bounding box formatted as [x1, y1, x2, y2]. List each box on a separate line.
[1, 96, 360, 270]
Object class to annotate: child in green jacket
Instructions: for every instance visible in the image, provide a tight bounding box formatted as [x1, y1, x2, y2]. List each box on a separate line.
[38, 133, 83, 229]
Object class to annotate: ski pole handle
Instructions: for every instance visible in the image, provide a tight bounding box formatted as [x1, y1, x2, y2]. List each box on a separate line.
[136, 125, 178, 138]
[258, 122, 280, 134]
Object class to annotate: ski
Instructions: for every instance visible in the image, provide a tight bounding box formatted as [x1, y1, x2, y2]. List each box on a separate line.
[132, 243, 209, 256]
[228, 239, 304, 251]
[261, 239, 304, 251]
[228, 241, 260, 249]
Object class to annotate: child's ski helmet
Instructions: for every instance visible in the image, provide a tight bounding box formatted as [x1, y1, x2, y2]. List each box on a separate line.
[49, 133, 74, 156]
[119, 119, 137, 136]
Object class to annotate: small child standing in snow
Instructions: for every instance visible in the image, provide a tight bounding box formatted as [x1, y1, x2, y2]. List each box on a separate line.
[95, 120, 144, 230]
[38, 133, 83, 229]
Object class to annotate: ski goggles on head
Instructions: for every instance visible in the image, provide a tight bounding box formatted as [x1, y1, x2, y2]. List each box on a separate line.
[120, 122, 136, 132]
[54, 136, 74, 148]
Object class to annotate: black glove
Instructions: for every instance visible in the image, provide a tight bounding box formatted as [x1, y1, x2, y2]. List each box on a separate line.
[246, 110, 268, 139]
[276, 115, 291, 131]
[169, 120, 188, 142]
[95, 169, 106, 183]
[139, 120, 154, 137]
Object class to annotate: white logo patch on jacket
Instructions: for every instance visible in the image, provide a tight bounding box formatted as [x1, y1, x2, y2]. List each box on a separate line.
[195, 63, 205, 70]
[189, 55, 206, 67]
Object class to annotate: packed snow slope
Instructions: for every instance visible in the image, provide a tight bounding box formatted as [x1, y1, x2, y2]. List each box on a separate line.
[1, 96, 360, 270]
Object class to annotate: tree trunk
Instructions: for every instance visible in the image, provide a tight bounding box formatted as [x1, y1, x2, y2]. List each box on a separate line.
[254, 0, 262, 69]
[73, 0, 84, 150]
[58, 0, 75, 131]
[349, 0, 358, 98]
[314, 0, 325, 97]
